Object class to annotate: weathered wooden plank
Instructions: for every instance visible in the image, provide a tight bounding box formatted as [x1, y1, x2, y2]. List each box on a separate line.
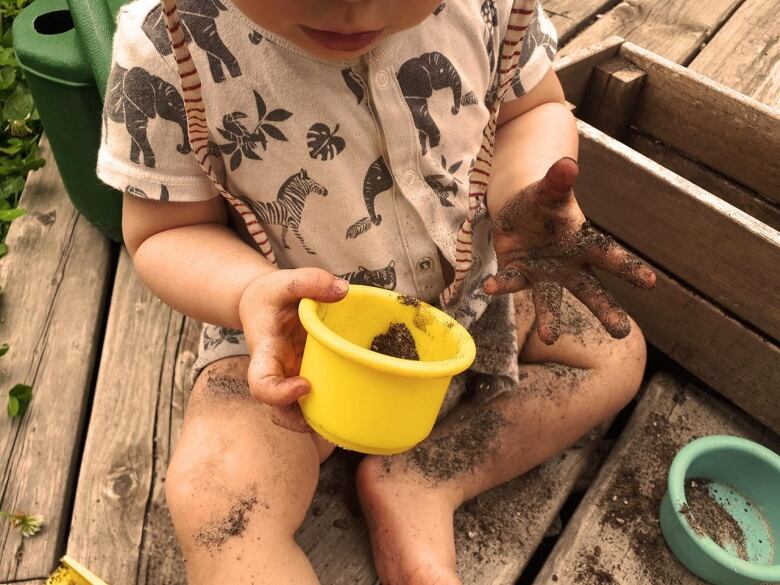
[559, 0, 742, 64]
[577, 119, 780, 341]
[544, 0, 620, 44]
[0, 139, 112, 580]
[621, 42, 780, 203]
[295, 428, 606, 585]
[554, 36, 624, 107]
[455, 427, 604, 585]
[689, 0, 780, 109]
[533, 372, 780, 585]
[67, 250, 199, 585]
[627, 132, 780, 231]
[597, 253, 780, 435]
[578, 57, 646, 137]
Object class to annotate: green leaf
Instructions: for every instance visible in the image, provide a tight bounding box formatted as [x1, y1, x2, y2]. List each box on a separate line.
[0, 343, 7, 356]
[7, 383, 32, 418]
[0, 138, 24, 155]
[0, 175, 23, 198]
[10, 384, 32, 401]
[7, 396, 18, 417]
[0, 152, 43, 176]
[0, 47, 15, 68]
[2, 85, 33, 122]
[1, 25, 13, 48]
[0, 67, 15, 90]
[0, 242, 6, 258]
[0, 207, 24, 221]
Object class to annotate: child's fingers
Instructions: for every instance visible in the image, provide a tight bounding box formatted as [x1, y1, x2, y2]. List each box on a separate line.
[535, 157, 579, 206]
[247, 340, 310, 405]
[482, 267, 530, 295]
[567, 271, 632, 339]
[269, 404, 311, 434]
[587, 242, 656, 290]
[531, 281, 563, 345]
[275, 267, 349, 304]
[251, 372, 311, 406]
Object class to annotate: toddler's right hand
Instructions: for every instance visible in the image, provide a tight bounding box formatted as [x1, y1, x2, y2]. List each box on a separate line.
[238, 268, 349, 432]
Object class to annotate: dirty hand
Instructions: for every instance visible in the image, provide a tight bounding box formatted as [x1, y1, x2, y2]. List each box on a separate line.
[483, 157, 656, 344]
[239, 268, 349, 432]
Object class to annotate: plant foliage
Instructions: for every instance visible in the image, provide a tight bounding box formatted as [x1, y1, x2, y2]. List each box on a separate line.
[0, 0, 45, 258]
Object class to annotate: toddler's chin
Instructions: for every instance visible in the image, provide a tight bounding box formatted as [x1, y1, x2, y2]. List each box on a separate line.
[284, 30, 385, 60]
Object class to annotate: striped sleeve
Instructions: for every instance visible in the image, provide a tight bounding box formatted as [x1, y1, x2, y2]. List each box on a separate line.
[96, 2, 218, 202]
[502, 2, 558, 101]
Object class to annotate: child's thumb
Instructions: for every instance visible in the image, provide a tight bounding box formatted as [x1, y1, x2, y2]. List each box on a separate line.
[536, 157, 579, 205]
[247, 346, 310, 406]
[280, 267, 349, 304]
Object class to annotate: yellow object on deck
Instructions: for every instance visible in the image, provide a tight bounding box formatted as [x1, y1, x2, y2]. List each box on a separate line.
[46, 555, 109, 585]
[298, 285, 476, 455]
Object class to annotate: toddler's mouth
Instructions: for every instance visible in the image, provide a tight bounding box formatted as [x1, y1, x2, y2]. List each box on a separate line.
[300, 26, 384, 52]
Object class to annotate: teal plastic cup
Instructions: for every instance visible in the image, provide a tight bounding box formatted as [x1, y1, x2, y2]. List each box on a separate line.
[660, 435, 780, 585]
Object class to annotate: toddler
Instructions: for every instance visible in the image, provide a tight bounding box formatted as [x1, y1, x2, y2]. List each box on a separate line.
[99, 0, 655, 582]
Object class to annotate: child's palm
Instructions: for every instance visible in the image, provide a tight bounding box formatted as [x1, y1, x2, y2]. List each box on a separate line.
[240, 269, 349, 431]
[483, 158, 655, 344]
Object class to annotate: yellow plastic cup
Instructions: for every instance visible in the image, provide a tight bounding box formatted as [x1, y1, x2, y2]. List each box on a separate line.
[297, 285, 476, 455]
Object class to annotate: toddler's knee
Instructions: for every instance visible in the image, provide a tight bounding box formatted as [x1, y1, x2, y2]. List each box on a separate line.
[598, 317, 646, 408]
[165, 431, 248, 514]
[165, 454, 200, 512]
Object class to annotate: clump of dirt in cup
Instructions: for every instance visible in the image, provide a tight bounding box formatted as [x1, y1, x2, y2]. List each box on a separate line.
[680, 478, 748, 560]
[370, 323, 419, 360]
[398, 294, 434, 331]
[195, 489, 263, 553]
[399, 294, 421, 308]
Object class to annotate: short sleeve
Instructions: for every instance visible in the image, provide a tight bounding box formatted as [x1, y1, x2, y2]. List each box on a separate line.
[97, 0, 217, 202]
[503, 2, 558, 101]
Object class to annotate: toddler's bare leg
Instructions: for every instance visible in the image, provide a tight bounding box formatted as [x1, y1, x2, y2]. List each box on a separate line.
[357, 290, 647, 585]
[166, 356, 335, 585]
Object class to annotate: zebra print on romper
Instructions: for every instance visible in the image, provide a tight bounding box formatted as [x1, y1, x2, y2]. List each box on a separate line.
[158, 0, 538, 299]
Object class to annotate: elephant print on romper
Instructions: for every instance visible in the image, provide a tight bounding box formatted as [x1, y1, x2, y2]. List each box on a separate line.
[215, 90, 293, 170]
[512, 8, 557, 96]
[240, 169, 327, 255]
[336, 261, 397, 289]
[346, 157, 394, 239]
[143, 0, 241, 83]
[425, 156, 463, 207]
[105, 65, 190, 168]
[397, 52, 464, 154]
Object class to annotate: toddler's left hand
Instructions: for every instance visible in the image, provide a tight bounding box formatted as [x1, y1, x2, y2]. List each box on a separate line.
[483, 157, 656, 344]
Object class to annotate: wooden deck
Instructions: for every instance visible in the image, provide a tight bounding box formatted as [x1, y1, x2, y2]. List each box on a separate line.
[0, 2, 778, 583]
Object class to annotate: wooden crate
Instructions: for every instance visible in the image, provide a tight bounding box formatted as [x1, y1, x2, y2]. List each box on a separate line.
[553, 38, 780, 434]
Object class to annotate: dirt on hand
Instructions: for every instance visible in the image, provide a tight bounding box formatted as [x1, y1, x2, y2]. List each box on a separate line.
[370, 322, 419, 360]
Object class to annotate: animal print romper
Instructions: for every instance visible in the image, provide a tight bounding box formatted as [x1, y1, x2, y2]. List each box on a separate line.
[97, 0, 558, 417]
